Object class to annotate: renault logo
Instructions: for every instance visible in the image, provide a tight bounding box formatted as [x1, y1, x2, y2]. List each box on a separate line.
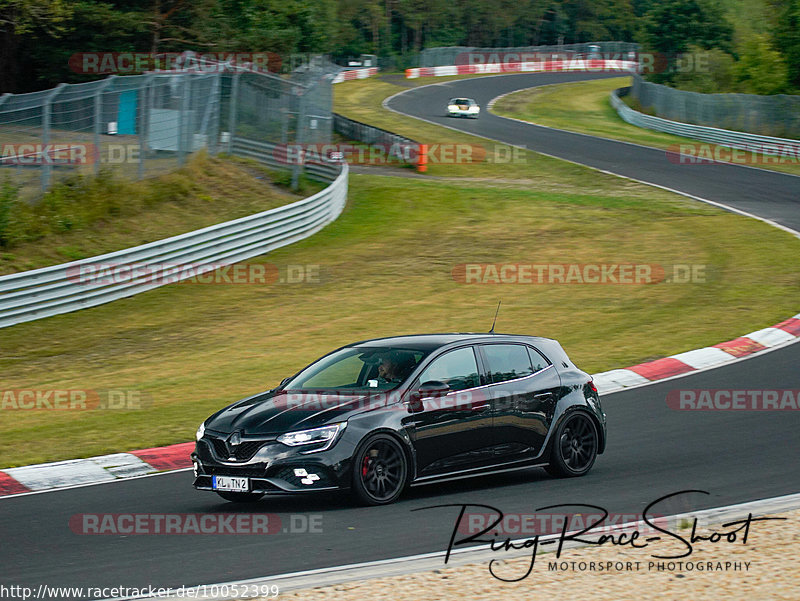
[226, 430, 242, 457]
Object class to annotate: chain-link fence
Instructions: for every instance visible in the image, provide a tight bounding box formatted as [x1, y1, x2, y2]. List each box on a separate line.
[419, 42, 639, 67]
[0, 57, 339, 201]
[631, 73, 800, 139]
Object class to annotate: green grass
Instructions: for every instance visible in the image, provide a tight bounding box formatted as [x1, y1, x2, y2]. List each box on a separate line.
[0, 74, 798, 468]
[491, 77, 800, 176]
[0, 153, 321, 274]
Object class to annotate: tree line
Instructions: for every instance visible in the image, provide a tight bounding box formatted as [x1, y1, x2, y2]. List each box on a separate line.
[0, 0, 797, 94]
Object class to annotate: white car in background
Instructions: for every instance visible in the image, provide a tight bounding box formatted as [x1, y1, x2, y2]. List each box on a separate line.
[447, 97, 480, 119]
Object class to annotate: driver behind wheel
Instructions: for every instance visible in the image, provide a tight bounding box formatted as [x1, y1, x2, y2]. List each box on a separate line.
[377, 351, 415, 383]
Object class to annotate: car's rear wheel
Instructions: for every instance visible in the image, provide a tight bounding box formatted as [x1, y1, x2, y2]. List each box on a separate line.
[545, 412, 598, 477]
[351, 434, 408, 505]
[215, 491, 264, 503]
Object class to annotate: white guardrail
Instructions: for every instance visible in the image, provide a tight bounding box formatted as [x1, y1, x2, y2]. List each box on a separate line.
[611, 87, 800, 155]
[0, 139, 348, 329]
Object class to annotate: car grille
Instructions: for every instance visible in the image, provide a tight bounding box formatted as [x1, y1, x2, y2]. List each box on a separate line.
[204, 465, 268, 478]
[206, 437, 266, 462]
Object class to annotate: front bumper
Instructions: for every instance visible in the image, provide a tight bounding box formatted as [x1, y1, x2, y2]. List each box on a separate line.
[448, 109, 479, 118]
[192, 433, 355, 495]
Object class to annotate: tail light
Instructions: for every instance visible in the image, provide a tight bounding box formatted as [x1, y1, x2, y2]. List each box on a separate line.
[588, 379, 598, 393]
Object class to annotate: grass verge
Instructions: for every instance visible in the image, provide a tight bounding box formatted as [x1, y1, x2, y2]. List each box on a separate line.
[0, 153, 322, 274]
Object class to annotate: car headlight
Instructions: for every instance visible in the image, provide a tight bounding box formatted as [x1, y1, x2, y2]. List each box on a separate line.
[277, 423, 345, 452]
[195, 422, 206, 441]
[448, 104, 458, 111]
[470, 106, 480, 112]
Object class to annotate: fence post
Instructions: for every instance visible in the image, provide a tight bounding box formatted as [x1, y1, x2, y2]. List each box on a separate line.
[0, 94, 11, 177]
[291, 88, 307, 190]
[177, 73, 191, 166]
[93, 76, 116, 176]
[281, 106, 289, 144]
[138, 74, 154, 180]
[227, 71, 241, 154]
[208, 72, 221, 156]
[41, 83, 66, 192]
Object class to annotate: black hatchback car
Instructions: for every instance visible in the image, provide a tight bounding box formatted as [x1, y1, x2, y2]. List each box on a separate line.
[193, 333, 606, 505]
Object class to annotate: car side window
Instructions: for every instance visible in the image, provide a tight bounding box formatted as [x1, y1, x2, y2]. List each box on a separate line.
[482, 344, 536, 384]
[526, 345, 550, 373]
[417, 347, 480, 392]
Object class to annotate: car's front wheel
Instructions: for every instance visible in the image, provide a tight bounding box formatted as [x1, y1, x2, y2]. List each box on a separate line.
[215, 491, 264, 503]
[545, 412, 598, 477]
[351, 434, 408, 505]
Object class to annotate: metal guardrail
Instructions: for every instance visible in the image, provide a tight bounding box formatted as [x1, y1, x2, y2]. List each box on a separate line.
[231, 137, 343, 182]
[0, 138, 348, 329]
[333, 113, 418, 148]
[610, 86, 800, 154]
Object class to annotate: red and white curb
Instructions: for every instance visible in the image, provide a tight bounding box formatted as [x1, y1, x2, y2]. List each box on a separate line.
[1, 313, 798, 498]
[332, 67, 378, 84]
[0, 442, 194, 497]
[592, 314, 800, 394]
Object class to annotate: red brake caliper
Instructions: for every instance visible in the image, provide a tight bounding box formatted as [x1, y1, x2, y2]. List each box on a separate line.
[361, 455, 370, 477]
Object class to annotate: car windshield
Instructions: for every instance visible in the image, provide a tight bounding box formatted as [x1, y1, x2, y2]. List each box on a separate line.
[283, 346, 430, 392]
[451, 98, 471, 104]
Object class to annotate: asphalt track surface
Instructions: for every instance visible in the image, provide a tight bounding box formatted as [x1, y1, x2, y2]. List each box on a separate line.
[389, 72, 800, 232]
[3, 72, 799, 598]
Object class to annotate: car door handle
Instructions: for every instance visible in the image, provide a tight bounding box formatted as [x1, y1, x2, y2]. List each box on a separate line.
[533, 393, 554, 401]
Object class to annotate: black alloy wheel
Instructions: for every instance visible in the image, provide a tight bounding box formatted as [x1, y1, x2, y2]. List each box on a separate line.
[352, 434, 408, 505]
[546, 412, 599, 477]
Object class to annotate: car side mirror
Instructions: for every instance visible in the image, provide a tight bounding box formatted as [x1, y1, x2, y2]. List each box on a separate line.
[407, 380, 450, 413]
[419, 380, 450, 397]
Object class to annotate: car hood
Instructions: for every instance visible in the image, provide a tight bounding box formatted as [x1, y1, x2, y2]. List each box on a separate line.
[204, 389, 399, 435]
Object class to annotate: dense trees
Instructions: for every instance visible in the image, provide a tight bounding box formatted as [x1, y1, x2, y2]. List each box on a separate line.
[0, 0, 796, 93]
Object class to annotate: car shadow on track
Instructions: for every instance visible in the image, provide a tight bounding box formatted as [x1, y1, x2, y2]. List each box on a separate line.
[192, 466, 565, 512]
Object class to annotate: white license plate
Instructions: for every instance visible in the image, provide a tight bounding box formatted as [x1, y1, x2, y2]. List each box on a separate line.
[212, 476, 250, 492]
